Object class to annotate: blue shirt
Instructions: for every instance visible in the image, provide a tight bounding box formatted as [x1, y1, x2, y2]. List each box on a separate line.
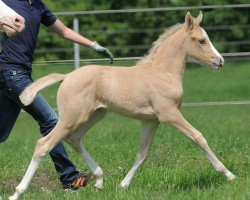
[0, 0, 57, 72]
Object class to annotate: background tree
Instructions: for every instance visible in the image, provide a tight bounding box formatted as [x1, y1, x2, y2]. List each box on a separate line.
[38, 0, 250, 62]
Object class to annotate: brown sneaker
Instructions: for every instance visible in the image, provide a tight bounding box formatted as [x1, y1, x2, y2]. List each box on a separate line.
[63, 172, 93, 190]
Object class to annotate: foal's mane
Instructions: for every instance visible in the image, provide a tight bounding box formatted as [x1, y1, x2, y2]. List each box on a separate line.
[137, 23, 183, 65]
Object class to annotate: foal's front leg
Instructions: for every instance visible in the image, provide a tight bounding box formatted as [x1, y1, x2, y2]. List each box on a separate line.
[159, 109, 236, 181]
[120, 121, 159, 188]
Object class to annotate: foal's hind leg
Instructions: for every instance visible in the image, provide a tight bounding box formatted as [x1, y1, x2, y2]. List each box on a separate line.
[120, 121, 159, 189]
[9, 123, 71, 200]
[159, 109, 236, 181]
[65, 109, 107, 190]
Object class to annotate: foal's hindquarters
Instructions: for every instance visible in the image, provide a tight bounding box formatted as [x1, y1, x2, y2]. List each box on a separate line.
[9, 68, 107, 200]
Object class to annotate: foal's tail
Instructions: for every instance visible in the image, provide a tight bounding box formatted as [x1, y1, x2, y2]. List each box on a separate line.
[20, 73, 67, 106]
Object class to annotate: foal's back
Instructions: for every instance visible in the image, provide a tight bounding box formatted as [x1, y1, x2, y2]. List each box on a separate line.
[57, 65, 157, 120]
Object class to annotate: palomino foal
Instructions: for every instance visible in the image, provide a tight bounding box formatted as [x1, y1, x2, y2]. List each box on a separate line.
[10, 12, 236, 200]
[0, 0, 25, 36]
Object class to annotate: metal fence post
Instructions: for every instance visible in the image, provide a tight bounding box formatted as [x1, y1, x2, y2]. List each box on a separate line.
[73, 17, 80, 69]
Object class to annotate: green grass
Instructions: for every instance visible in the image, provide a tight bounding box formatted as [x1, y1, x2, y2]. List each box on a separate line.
[183, 61, 250, 102]
[0, 61, 249, 200]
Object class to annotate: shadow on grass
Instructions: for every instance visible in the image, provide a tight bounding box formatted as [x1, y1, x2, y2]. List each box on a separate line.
[166, 173, 224, 191]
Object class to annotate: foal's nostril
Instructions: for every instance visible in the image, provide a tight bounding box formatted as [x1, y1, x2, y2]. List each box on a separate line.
[15, 16, 25, 24]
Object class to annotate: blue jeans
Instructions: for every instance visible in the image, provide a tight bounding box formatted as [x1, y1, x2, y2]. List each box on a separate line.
[0, 68, 79, 185]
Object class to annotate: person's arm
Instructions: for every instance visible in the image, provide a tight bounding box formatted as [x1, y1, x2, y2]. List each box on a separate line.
[49, 19, 113, 63]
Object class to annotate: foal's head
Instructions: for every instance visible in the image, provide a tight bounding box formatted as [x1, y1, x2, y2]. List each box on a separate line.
[184, 11, 224, 69]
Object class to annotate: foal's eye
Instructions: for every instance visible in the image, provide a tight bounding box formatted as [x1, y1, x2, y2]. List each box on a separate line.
[199, 39, 206, 45]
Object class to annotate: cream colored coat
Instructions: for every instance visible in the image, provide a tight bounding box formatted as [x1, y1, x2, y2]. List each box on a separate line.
[9, 12, 236, 200]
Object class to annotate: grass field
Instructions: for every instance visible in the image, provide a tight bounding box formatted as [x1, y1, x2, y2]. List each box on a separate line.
[0, 60, 249, 200]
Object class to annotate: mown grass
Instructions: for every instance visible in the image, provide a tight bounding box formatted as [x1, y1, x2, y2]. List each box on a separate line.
[0, 60, 249, 200]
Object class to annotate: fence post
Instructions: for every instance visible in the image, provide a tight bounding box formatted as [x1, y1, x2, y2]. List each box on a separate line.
[73, 17, 80, 69]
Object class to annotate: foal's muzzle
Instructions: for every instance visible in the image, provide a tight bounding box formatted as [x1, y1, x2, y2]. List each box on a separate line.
[14, 16, 25, 32]
[212, 56, 224, 70]
[1, 16, 25, 37]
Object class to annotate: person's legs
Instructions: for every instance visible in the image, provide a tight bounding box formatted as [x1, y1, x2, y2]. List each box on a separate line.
[0, 92, 21, 143]
[0, 69, 83, 185]
[0, 69, 21, 143]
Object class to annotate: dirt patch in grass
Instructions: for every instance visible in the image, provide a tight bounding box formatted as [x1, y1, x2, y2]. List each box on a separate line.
[0, 170, 60, 192]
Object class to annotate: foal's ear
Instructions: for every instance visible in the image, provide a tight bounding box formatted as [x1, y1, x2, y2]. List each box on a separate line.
[195, 11, 203, 25]
[185, 12, 194, 30]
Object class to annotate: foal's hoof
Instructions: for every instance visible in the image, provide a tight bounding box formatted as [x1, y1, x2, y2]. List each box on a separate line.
[94, 180, 104, 191]
[120, 181, 129, 189]
[227, 173, 236, 181]
[9, 195, 19, 200]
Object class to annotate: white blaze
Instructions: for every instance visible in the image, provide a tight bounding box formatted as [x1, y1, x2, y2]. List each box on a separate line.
[202, 28, 222, 58]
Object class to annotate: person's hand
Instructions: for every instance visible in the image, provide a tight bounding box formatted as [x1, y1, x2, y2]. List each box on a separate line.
[91, 41, 113, 64]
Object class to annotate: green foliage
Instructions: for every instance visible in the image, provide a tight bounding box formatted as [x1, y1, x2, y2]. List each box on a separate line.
[38, 0, 250, 61]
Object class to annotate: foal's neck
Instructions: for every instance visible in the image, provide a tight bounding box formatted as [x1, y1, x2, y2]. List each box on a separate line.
[152, 29, 187, 81]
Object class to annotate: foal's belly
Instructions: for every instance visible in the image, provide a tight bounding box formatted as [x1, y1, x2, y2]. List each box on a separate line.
[99, 101, 157, 121]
